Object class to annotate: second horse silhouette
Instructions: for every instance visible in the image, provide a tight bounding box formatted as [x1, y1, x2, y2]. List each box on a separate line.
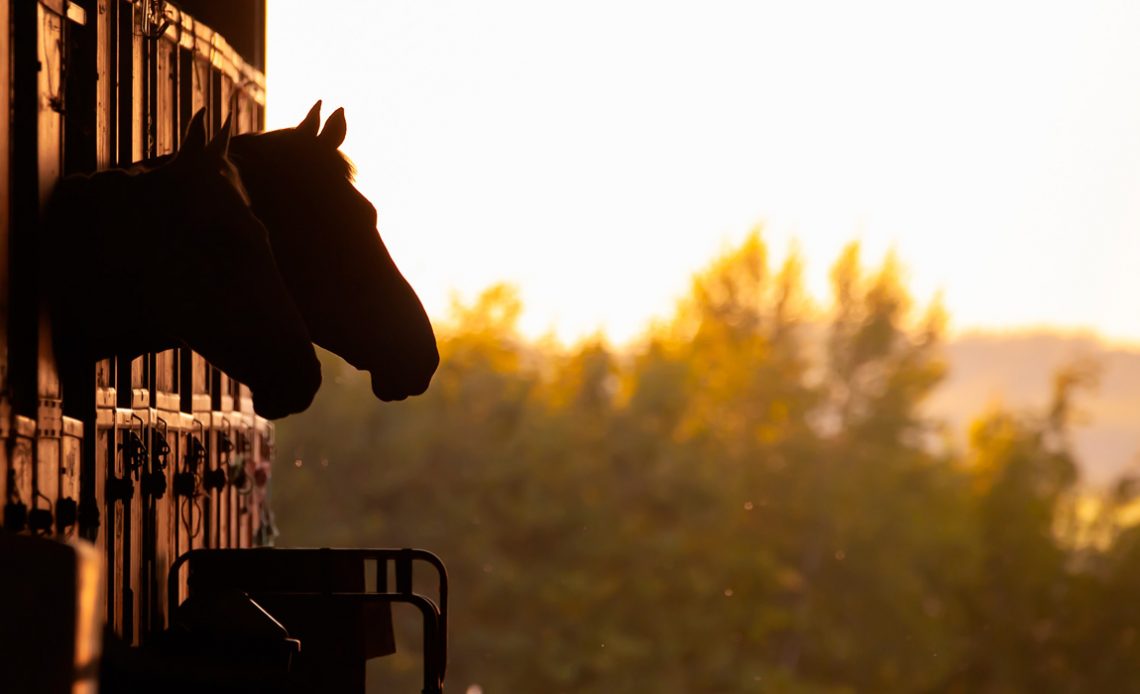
[45, 109, 321, 420]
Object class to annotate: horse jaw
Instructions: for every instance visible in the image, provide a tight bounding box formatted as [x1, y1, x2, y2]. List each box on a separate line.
[249, 354, 322, 419]
[368, 348, 438, 402]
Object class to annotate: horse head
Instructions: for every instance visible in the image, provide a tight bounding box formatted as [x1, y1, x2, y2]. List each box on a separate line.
[45, 109, 321, 419]
[228, 101, 439, 402]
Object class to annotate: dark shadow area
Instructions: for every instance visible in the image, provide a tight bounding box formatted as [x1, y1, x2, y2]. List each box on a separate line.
[43, 110, 320, 420]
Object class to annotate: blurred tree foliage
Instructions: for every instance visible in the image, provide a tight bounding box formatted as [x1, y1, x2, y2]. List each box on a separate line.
[274, 231, 1140, 693]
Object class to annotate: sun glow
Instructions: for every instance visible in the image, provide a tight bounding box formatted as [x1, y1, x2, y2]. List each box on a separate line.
[267, 1, 1140, 345]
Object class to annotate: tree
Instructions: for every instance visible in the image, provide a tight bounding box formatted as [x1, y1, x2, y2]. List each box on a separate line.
[272, 234, 1140, 693]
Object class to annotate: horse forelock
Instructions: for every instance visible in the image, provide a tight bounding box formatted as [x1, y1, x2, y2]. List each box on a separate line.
[335, 150, 357, 183]
[130, 148, 252, 207]
[298, 133, 356, 184]
[220, 156, 253, 206]
[290, 124, 356, 183]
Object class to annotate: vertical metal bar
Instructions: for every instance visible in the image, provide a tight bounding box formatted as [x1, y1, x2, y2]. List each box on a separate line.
[396, 549, 414, 594]
[75, 0, 108, 550]
[0, 0, 9, 414]
[115, 0, 130, 167]
[0, 0, 10, 528]
[7, 0, 39, 429]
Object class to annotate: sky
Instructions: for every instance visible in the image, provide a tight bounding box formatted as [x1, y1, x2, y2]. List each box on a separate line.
[266, 1, 1140, 346]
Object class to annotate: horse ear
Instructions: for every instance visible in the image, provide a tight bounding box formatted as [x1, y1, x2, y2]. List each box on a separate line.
[319, 107, 346, 149]
[179, 108, 208, 159]
[207, 112, 233, 159]
[298, 100, 322, 137]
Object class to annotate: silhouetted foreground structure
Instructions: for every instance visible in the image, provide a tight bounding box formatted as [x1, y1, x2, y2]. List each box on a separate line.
[0, 2, 444, 692]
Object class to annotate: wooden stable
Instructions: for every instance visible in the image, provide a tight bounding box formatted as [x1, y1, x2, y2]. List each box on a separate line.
[0, 0, 271, 646]
[1, 4, 448, 691]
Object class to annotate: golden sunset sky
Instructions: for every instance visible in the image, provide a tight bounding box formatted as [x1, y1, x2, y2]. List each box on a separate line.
[267, 1, 1140, 345]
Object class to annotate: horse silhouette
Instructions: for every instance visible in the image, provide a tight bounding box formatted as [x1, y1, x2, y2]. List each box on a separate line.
[44, 109, 321, 420]
[227, 101, 439, 402]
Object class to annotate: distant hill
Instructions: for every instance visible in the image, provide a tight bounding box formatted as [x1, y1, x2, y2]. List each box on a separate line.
[930, 331, 1140, 486]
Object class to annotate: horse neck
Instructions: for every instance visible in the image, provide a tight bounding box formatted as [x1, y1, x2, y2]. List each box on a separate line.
[48, 171, 177, 360]
[56, 169, 162, 257]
